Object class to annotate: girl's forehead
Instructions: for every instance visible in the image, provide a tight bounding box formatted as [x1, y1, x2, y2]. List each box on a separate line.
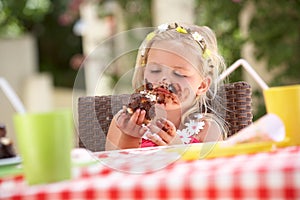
[148, 40, 202, 68]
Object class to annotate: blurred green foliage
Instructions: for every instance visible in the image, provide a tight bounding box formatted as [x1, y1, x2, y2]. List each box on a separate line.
[195, 0, 300, 119]
[0, 0, 81, 87]
[117, 0, 152, 28]
[1, 0, 299, 94]
[194, 0, 267, 120]
[37, 0, 82, 88]
[250, 0, 300, 86]
[249, 0, 300, 119]
[195, 0, 245, 82]
[0, 0, 51, 37]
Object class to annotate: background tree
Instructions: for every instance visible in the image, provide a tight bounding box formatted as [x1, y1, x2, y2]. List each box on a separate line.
[2, 0, 299, 96]
[195, 0, 245, 81]
[0, 0, 82, 88]
[249, 0, 300, 86]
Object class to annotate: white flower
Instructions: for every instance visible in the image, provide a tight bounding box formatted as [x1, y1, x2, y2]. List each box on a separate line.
[141, 50, 145, 57]
[176, 118, 205, 144]
[192, 32, 204, 42]
[140, 45, 146, 56]
[184, 120, 205, 136]
[158, 23, 169, 33]
[176, 129, 191, 144]
[181, 136, 191, 144]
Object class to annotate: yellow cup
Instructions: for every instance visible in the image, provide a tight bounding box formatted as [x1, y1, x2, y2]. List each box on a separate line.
[263, 85, 300, 145]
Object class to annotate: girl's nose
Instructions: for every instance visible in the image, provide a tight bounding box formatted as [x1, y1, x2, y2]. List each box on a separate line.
[160, 77, 170, 84]
[158, 67, 172, 83]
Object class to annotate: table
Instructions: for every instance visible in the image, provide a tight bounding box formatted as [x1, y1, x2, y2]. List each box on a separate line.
[1, 144, 300, 199]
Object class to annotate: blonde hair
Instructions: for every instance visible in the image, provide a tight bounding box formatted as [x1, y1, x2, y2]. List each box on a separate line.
[132, 22, 228, 139]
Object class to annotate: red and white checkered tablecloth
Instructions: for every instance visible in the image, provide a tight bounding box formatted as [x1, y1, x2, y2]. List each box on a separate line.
[0, 145, 300, 200]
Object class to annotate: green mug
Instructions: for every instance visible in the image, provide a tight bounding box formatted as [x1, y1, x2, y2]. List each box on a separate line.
[14, 109, 73, 185]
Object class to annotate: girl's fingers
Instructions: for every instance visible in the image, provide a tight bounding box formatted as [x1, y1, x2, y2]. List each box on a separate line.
[116, 113, 128, 128]
[138, 125, 148, 137]
[148, 124, 172, 144]
[136, 110, 146, 125]
[130, 109, 146, 125]
[118, 108, 146, 126]
[146, 132, 166, 146]
[157, 118, 176, 136]
[115, 109, 149, 138]
[156, 120, 164, 129]
[129, 109, 140, 124]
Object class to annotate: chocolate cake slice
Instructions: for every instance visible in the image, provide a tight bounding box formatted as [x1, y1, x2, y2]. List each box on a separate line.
[0, 137, 16, 159]
[0, 124, 6, 138]
[0, 125, 16, 159]
[126, 80, 180, 124]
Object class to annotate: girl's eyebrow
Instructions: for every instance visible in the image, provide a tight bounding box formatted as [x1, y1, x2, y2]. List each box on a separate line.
[148, 62, 187, 70]
[173, 65, 184, 69]
[147, 62, 161, 66]
[173, 65, 189, 70]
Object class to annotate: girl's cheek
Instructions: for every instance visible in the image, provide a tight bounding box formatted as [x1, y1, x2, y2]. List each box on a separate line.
[180, 88, 191, 101]
[144, 72, 158, 82]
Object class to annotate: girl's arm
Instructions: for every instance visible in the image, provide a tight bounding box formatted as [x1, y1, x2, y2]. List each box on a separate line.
[105, 117, 122, 151]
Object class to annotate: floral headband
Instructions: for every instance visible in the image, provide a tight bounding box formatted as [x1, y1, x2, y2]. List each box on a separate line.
[140, 22, 211, 64]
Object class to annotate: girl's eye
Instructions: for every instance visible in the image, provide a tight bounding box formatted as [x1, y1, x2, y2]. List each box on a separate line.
[146, 63, 162, 73]
[173, 70, 187, 77]
[150, 69, 161, 73]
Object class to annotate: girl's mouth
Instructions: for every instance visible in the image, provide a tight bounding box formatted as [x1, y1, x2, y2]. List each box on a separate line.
[141, 79, 182, 105]
[156, 87, 172, 95]
[155, 83, 182, 105]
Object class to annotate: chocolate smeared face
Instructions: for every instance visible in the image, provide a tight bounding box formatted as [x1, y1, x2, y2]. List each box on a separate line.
[150, 80, 181, 105]
[128, 40, 210, 124]
[143, 40, 209, 111]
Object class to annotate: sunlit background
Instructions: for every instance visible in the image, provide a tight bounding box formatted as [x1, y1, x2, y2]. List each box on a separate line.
[1, 0, 299, 146]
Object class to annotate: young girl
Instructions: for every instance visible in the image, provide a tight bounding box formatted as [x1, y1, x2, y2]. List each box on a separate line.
[105, 22, 227, 150]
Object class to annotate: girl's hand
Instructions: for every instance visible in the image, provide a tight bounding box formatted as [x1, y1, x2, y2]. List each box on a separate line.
[146, 118, 182, 146]
[115, 108, 148, 138]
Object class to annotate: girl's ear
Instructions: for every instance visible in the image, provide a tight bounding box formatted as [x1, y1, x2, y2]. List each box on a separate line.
[196, 78, 211, 96]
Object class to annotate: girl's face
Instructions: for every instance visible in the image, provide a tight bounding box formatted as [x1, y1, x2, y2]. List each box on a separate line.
[144, 40, 210, 112]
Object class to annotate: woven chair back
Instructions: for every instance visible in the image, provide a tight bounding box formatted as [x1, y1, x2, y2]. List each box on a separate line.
[78, 81, 252, 151]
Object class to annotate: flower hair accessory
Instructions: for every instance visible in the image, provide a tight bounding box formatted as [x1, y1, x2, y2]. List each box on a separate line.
[171, 23, 211, 59]
[141, 22, 211, 60]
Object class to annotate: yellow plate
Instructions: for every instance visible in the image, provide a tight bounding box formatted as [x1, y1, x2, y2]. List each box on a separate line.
[165, 139, 290, 161]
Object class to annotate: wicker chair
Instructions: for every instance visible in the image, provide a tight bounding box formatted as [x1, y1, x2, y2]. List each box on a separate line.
[78, 81, 253, 152]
